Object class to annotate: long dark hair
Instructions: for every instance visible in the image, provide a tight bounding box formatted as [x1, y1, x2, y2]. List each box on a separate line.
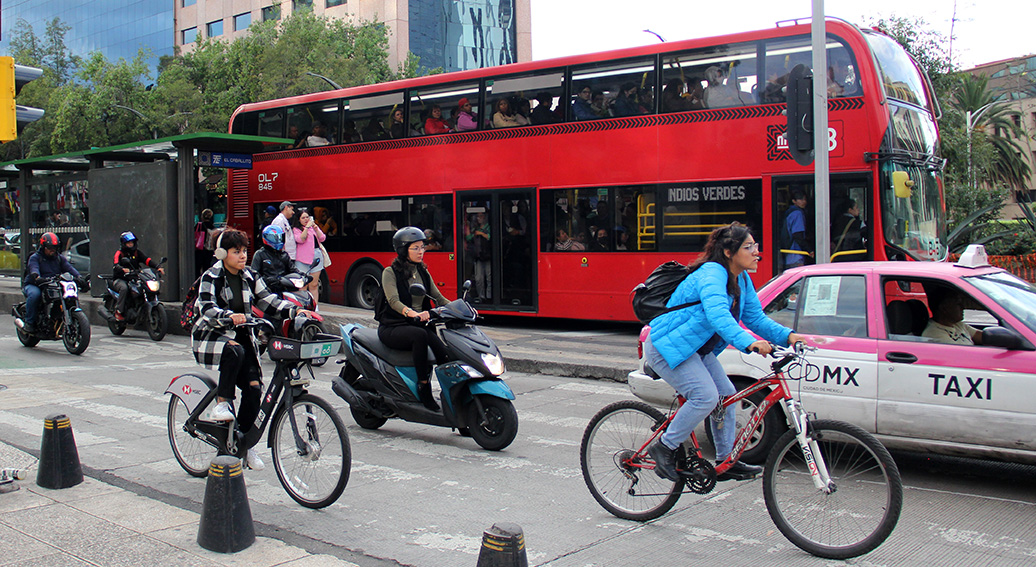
[688, 222, 752, 299]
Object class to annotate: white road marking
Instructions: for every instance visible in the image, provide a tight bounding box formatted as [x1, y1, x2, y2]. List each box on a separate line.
[551, 382, 629, 395]
[64, 398, 166, 429]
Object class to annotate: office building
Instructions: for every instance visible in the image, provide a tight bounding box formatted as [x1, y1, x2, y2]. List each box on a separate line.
[176, 0, 531, 74]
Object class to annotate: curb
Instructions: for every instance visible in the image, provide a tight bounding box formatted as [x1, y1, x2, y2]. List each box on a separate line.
[0, 280, 630, 382]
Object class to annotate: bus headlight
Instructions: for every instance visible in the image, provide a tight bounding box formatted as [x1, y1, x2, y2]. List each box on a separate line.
[481, 353, 505, 376]
[146, 280, 161, 292]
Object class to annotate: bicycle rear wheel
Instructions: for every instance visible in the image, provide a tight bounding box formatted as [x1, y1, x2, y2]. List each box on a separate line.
[763, 419, 902, 559]
[271, 394, 351, 509]
[166, 396, 213, 478]
[580, 400, 683, 521]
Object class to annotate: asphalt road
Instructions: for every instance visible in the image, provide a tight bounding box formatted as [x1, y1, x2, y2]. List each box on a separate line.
[1, 315, 1035, 566]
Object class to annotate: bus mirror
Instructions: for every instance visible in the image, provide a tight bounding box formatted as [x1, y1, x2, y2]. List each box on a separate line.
[785, 64, 814, 167]
[892, 171, 914, 199]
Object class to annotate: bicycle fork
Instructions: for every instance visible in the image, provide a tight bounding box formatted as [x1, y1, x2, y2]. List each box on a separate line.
[782, 398, 835, 494]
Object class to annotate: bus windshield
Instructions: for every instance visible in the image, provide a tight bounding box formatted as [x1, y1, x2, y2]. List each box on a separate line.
[864, 31, 929, 108]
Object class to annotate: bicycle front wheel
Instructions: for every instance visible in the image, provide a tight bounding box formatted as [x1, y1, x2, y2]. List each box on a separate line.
[763, 419, 902, 559]
[580, 400, 683, 521]
[271, 394, 351, 509]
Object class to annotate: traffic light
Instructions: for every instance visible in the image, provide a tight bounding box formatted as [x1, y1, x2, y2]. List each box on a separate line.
[0, 56, 45, 143]
[785, 63, 814, 166]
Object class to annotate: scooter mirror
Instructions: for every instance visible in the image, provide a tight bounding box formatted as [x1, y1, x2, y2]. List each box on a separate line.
[461, 280, 472, 301]
[409, 283, 426, 298]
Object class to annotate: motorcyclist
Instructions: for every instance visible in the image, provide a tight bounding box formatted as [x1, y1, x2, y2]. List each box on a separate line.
[112, 231, 164, 321]
[22, 232, 83, 334]
[378, 227, 452, 411]
[250, 225, 307, 295]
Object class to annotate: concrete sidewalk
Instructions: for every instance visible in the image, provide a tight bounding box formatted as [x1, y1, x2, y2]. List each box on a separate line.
[0, 275, 638, 381]
[0, 440, 359, 567]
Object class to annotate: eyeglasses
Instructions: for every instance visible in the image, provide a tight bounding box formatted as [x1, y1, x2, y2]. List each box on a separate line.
[409, 245, 427, 252]
[742, 243, 760, 252]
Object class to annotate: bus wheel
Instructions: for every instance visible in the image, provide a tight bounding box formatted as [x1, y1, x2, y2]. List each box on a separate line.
[348, 263, 382, 310]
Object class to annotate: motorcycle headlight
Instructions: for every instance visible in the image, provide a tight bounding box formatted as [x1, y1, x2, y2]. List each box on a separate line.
[481, 353, 505, 376]
[146, 280, 161, 292]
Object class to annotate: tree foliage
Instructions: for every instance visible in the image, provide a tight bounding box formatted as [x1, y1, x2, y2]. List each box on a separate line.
[3, 11, 420, 159]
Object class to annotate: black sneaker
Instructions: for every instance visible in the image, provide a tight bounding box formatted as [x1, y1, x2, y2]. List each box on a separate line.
[21, 321, 35, 334]
[716, 460, 762, 481]
[648, 441, 679, 481]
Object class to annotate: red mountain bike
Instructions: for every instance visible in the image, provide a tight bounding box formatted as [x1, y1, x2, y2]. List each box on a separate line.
[580, 344, 903, 559]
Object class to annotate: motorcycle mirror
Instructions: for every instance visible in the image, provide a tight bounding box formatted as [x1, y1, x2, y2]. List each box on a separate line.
[409, 283, 426, 298]
[462, 280, 472, 301]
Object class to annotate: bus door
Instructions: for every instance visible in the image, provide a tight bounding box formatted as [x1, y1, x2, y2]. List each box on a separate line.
[457, 190, 536, 310]
[772, 174, 872, 272]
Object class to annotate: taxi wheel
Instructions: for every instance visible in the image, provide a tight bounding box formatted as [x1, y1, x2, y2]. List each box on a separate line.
[705, 381, 786, 465]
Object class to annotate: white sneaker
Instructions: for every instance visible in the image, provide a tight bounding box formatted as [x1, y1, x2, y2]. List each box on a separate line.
[245, 448, 265, 471]
[210, 401, 235, 421]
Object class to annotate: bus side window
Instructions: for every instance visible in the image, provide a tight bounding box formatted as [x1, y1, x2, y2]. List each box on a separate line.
[483, 70, 564, 129]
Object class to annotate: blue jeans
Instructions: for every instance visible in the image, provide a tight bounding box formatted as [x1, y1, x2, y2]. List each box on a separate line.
[645, 335, 737, 461]
[22, 284, 42, 324]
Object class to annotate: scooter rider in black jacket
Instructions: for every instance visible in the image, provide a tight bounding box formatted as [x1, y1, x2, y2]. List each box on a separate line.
[112, 231, 163, 320]
[251, 225, 305, 293]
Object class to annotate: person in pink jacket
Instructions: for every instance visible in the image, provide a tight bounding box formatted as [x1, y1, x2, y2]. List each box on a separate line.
[455, 98, 477, 132]
[291, 209, 326, 302]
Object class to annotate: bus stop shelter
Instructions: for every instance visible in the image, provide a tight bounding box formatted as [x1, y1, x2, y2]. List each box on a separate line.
[0, 133, 289, 301]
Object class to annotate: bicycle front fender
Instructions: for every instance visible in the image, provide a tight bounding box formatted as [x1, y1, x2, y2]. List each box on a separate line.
[166, 373, 216, 414]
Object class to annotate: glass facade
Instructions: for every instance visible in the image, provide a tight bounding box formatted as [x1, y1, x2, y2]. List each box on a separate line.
[0, 0, 174, 74]
[409, 0, 518, 73]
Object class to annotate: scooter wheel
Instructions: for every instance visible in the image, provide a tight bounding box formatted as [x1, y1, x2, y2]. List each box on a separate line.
[350, 406, 388, 430]
[467, 396, 518, 451]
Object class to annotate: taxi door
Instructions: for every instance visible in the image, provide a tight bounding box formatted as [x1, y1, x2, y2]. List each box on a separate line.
[876, 277, 1036, 453]
[769, 272, 880, 432]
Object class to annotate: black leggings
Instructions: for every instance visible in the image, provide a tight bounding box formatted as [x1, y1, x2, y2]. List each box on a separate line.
[378, 323, 450, 382]
[216, 341, 262, 432]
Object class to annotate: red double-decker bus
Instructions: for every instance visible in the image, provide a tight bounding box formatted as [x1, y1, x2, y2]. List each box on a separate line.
[226, 18, 945, 321]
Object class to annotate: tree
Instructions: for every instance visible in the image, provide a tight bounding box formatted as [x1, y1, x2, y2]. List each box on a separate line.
[949, 74, 1031, 192]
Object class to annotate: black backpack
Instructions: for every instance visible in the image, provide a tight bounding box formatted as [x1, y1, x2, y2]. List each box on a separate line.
[630, 261, 701, 324]
[180, 275, 202, 331]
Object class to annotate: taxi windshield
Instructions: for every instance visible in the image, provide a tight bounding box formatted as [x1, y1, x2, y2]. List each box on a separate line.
[967, 272, 1036, 336]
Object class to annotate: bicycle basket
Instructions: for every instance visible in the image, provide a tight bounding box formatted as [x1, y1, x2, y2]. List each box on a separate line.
[268, 334, 342, 361]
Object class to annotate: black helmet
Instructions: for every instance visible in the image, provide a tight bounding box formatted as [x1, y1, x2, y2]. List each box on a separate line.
[392, 226, 426, 255]
[120, 231, 137, 248]
[39, 232, 60, 252]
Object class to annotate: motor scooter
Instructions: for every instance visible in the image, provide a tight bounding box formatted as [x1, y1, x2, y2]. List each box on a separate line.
[332, 281, 518, 451]
[98, 257, 168, 340]
[254, 274, 329, 366]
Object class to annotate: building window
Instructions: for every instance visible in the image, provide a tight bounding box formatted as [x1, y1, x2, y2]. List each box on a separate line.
[293, 0, 314, 11]
[183, 0, 196, 6]
[327, 0, 347, 6]
[207, 20, 223, 38]
[182, 27, 198, 44]
[234, 13, 251, 31]
[262, 5, 281, 21]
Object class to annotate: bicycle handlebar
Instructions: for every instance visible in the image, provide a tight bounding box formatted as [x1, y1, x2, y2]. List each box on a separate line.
[767, 341, 816, 373]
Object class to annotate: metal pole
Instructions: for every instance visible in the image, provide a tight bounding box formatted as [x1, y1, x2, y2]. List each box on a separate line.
[812, 0, 831, 264]
[967, 109, 974, 191]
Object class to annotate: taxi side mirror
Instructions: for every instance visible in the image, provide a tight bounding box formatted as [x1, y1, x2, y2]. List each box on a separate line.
[981, 326, 1035, 351]
[892, 171, 914, 199]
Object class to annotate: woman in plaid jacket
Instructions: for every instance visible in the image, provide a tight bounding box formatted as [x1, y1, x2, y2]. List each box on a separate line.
[191, 228, 314, 470]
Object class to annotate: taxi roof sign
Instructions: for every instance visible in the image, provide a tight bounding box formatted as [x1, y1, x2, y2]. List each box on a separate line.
[955, 244, 990, 268]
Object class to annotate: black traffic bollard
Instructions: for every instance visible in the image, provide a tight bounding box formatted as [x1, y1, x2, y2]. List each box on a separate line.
[36, 414, 84, 489]
[476, 522, 528, 567]
[197, 456, 255, 553]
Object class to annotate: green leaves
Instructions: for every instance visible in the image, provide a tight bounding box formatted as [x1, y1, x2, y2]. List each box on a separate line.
[3, 11, 418, 160]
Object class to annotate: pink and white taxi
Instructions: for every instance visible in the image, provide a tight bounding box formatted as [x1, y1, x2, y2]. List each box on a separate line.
[628, 246, 1036, 465]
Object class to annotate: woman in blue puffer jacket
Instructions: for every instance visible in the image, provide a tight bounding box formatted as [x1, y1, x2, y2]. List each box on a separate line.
[646, 222, 806, 482]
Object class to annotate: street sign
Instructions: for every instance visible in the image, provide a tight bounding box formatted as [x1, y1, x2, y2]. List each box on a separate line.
[197, 151, 252, 169]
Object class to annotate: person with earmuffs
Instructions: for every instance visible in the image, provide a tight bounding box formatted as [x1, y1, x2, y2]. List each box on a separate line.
[191, 227, 315, 471]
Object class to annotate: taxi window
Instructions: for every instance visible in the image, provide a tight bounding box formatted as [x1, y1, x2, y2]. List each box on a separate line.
[764, 279, 802, 329]
[794, 275, 867, 337]
[884, 277, 1003, 345]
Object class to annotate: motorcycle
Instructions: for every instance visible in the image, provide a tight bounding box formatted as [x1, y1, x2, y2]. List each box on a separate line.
[255, 273, 329, 366]
[12, 272, 91, 355]
[98, 257, 168, 341]
[332, 281, 518, 451]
